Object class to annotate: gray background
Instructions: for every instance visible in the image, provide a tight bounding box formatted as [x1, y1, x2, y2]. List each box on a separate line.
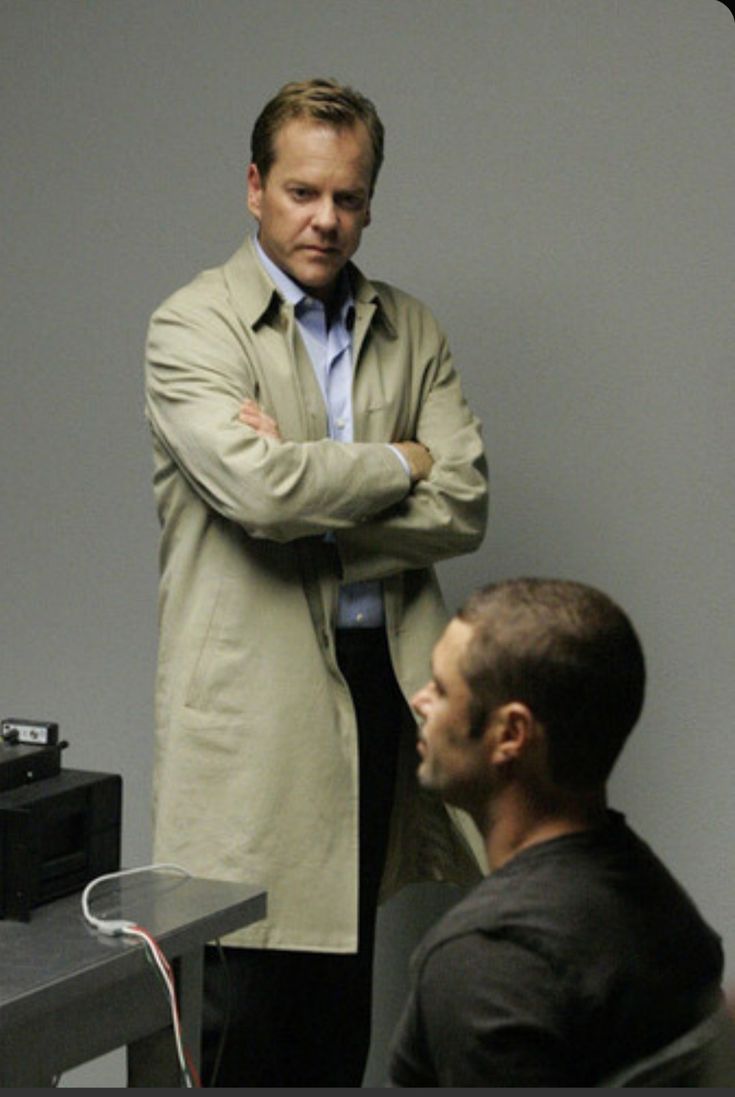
[2, 0, 733, 1086]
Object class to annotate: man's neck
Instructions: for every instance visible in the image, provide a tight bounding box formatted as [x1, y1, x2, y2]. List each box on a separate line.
[481, 784, 608, 871]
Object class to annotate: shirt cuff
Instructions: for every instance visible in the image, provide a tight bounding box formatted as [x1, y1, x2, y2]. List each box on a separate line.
[387, 444, 412, 483]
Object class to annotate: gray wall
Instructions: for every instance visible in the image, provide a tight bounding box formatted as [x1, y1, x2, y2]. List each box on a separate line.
[2, 0, 733, 1086]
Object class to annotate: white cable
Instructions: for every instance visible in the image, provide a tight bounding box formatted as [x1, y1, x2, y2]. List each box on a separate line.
[81, 862, 190, 935]
[81, 862, 198, 1086]
[124, 923, 195, 1087]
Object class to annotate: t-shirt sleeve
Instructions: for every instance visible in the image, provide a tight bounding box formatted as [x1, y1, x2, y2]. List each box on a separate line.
[389, 932, 574, 1087]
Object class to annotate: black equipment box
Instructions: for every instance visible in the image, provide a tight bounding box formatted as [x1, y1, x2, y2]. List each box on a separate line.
[0, 740, 63, 792]
[0, 769, 121, 921]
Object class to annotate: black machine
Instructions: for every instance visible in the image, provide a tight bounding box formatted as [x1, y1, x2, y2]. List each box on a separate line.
[0, 719, 121, 921]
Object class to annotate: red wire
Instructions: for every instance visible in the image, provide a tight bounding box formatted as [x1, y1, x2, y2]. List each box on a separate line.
[128, 923, 201, 1087]
[185, 1049, 203, 1089]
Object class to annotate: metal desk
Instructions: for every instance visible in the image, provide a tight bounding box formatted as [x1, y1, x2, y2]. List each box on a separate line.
[0, 870, 266, 1086]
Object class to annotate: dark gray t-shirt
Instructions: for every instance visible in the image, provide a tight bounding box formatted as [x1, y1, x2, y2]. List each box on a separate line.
[389, 811, 723, 1087]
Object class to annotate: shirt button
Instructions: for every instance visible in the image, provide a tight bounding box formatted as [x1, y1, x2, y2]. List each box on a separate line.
[356, 613, 364, 623]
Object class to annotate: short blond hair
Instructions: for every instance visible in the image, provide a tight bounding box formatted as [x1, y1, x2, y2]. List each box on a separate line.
[250, 78, 385, 192]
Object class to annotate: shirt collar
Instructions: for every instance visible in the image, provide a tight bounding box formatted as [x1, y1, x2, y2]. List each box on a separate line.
[223, 236, 395, 339]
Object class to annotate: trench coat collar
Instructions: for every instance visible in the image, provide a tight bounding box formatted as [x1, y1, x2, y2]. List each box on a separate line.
[222, 235, 398, 339]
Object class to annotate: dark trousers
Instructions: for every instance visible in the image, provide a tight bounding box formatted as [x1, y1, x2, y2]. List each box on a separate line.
[200, 627, 409, 1087]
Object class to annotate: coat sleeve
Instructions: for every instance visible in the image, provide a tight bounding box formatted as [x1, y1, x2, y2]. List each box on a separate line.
[336, 332, 489, 582]
[144, 293, 411, 543]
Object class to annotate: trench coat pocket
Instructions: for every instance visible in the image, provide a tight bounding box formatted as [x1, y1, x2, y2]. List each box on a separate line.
[182, 577, 259, 718]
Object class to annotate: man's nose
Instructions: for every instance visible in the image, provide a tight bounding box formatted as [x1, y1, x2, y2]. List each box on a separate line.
[411, 684, 429, 718]
[312, 197, 338, 231]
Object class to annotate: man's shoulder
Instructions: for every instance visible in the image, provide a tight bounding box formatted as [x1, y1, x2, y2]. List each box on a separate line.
[153, 263, 228, 314]
[413, 873, 513, 965]
[362, 275, 426, 311]
[149, 238, 270, 326]
[352, 267, 445, 337]
[412, 823, 629, 965]
[414, 815, 723, 974]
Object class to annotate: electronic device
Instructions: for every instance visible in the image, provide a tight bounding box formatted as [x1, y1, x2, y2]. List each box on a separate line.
[0, 718, 122, 921]
[1, 717, 59, 746]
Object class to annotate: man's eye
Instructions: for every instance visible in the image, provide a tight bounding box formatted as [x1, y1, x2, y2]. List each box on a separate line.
[290, 188, 312, 201]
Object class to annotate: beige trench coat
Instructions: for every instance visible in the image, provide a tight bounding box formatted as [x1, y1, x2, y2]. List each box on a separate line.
[144, 238, 489, 951]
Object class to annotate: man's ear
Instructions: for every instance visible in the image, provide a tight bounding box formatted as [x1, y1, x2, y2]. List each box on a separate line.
[247, 163, 263, 220]
[488, 702, 535, 766]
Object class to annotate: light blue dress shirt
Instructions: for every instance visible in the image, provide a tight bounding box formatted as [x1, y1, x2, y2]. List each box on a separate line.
[254, 237, 410, 628]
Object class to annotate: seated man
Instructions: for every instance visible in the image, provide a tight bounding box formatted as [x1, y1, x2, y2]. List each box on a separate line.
[389, 578, 728, 1087]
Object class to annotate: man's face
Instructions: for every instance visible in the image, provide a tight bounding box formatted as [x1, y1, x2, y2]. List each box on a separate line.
[247, 117, 373, 302]
[411, 618, 491, 810]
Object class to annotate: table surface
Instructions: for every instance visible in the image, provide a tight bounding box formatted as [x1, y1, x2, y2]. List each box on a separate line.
[0, 869, 267, 1026]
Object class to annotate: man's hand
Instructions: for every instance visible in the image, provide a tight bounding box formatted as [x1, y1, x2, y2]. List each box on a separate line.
[393, 441, 433, 483]
[239, 399, 283, 441]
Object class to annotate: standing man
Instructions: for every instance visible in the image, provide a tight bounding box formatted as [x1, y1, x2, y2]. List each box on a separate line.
[144, 79, 488, 1086]
[390, 578, 730, 1086]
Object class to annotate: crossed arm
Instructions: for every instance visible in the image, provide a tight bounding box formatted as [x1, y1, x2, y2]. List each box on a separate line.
[238, 398, 434, 483]
[146, 295, 487, 567]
